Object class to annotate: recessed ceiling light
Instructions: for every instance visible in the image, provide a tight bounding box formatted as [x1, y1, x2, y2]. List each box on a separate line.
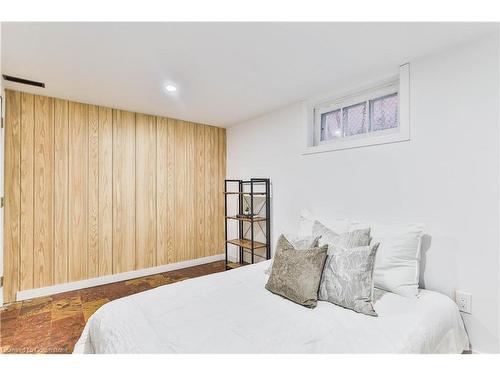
[165, 84, 177, 92]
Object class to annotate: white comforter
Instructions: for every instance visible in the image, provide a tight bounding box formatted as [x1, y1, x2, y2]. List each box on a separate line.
[74, 261, 469, 354]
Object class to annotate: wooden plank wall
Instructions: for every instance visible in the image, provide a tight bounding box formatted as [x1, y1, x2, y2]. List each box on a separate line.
[3, 90, 226, 303]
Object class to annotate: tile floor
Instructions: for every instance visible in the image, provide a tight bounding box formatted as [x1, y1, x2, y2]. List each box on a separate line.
[0, 261, 225, 354]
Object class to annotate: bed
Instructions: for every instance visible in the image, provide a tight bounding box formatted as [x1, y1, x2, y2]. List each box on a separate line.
[74, 260, 469, 354]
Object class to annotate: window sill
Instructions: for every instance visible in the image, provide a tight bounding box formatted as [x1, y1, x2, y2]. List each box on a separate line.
[301, 132, 410, 155]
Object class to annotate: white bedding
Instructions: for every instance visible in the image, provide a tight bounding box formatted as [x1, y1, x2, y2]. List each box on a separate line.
[74, 261, 469, 354]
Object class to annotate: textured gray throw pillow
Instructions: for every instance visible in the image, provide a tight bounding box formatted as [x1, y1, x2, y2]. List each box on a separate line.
[265, 235, 328, 308]
[318, 243, 380, 316]
[264, 233, 321, 275]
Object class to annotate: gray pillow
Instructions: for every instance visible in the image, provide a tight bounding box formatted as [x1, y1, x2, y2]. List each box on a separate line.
[318, 243, 380, 316]
[312, 220, 371, 253]
[265, 235, 328, 308]
[264, 233, 321, 275]
[284, 233, 322, 250]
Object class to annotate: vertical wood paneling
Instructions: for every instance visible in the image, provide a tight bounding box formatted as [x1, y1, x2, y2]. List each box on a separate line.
[4, 90, 226, 302]
[136, 114, 157, 269]
[218, 127, 227, 255]
[54, 99, 69, 284]
[113, 110, 136, 273]
[33, 95, 54, 288]
[166, 119, 175, 263]
[156, 117, 168, 265]
[174, 120, 187, 262]
[204, 126, 217, 256]
[88, 105, 99, 278]
[98, 107, 113, 276]
[185, 122, 196, 261]
[211, 127, 220, 256]
[157, 117, 175, 265]
[4, 90, 21, 303]
[68, 102, 88, 282]
[194, 125, 206, 259]
[20, 93, 34, 290]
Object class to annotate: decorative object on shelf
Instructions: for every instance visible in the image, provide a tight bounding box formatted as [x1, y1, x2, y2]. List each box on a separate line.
[224, 178, 271, 270]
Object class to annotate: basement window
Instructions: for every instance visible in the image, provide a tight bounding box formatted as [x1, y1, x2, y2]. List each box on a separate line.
[304, 64, 410, 154]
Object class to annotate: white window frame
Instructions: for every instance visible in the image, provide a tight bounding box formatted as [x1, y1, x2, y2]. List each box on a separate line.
[303, 64, 410, 155]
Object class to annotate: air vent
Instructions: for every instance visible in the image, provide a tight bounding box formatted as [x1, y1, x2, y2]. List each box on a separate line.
[2, 75, 45, 88]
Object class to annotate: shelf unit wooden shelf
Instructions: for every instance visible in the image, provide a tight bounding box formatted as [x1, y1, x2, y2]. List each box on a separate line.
[227, 238, 267, 250]
[224, 192, 267, 195]
[224, 178, 271, 270]
[225, 215, 267, 222]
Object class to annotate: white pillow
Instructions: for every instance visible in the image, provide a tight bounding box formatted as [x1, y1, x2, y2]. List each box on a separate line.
[351, 221, 424, 298]
[297, 209, 351, 236]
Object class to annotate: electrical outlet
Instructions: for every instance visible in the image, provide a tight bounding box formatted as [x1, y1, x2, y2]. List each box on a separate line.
[455, 291, 472, 314]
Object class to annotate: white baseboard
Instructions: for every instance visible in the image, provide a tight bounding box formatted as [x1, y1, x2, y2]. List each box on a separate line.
[16, 254, 225, 302]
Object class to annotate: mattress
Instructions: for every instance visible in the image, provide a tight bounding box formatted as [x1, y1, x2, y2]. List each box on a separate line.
[74, 260, 469, 354]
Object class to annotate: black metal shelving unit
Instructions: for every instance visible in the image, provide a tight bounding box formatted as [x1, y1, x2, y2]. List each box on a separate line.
[224, 178, 271, 270]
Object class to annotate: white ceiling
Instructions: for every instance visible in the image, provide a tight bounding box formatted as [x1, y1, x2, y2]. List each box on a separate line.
[2, 22, 496, 127]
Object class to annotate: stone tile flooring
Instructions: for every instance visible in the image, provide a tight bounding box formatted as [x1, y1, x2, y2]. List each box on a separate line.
[0, 261, 225, 354]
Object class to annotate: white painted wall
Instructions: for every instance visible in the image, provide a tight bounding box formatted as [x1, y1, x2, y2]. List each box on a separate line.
[498, 27, 500, 355]
[227, 33, 500, 353]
